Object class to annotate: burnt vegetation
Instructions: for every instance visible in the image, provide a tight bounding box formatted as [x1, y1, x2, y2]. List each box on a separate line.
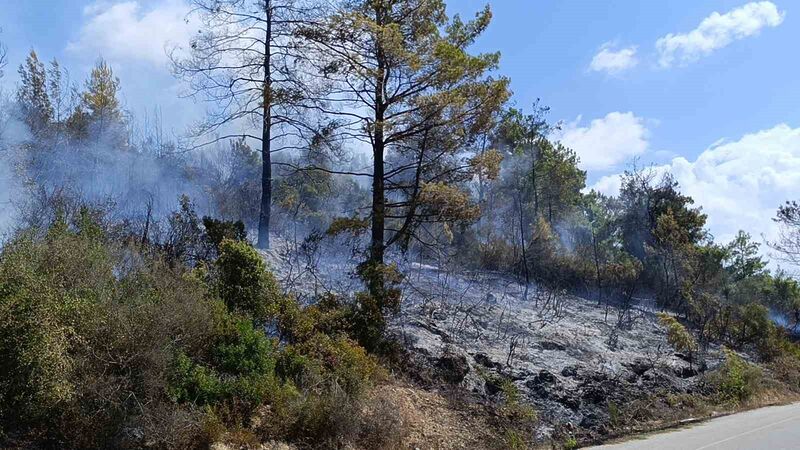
[1, 3, 800, 449]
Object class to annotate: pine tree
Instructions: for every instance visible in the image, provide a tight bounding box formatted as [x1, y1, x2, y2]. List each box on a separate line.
[171, 0, 320, 250]
[725, 230, 766, 281]
[17, 50, 53, 133]
[81, 59, 122, 135]
[302, 0, 510, 298]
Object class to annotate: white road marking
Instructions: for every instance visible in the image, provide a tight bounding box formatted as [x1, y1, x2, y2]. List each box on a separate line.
[693, 414, 800, 450]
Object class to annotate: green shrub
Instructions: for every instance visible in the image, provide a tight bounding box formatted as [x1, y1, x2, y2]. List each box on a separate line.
[0, 212, 384, 449]
[216, 238, 283, 322]
[278, 332, 381, 397]
[659, 312, 698, 365]
[733, 303, 774, 350]
[0, 219, 219, 448]
[505, 429, 527, 450]
[608, 401, 621, 427]
[0, 223, 112, 425]
[563, 436, 578, 450]
[169, 314, 280, 412]
[203, 216, 247, 251]
[713, 347, 762, 404]
[273, 292, 353, 344]
[169, 352, 228, 405]
[214, 317, 276, 375]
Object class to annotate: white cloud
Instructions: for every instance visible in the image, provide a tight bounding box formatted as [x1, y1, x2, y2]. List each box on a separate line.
[67, 0, 192, 67]
[591, 124, 800, 255]
[556, 112, 650, 171]
[589, 173, 622, 195]
[656, 1, 785, 67]
[589, 42, 638, 75]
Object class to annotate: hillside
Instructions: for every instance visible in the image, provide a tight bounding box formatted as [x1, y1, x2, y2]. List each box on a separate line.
[262, 241, 800, 448]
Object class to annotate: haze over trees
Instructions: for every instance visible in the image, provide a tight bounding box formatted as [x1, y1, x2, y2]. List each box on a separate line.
[171, 0, 325, 250]
[0, 1, 799, 449]
[0, 33, 7, 79]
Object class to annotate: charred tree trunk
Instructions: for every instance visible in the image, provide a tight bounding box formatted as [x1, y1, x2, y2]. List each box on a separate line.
[592, 230, 603, 307]
[258, 0, 272, 249]
[258, 0, 273, 250]
[368, 4, 387, 300]
[141, 196, 153, 251]
[531, 143, 539, 218]
[517, 192, 530, 303]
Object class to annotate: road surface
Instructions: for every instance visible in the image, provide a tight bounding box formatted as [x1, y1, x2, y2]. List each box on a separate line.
[588, 402, 800, 449]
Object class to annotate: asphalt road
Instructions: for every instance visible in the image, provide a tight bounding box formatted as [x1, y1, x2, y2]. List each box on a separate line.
[588, 402, 800, 450]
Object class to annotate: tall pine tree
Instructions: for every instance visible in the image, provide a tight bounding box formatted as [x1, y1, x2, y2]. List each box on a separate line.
[171, 0, 321, 249]
[301, 0, 509, 300]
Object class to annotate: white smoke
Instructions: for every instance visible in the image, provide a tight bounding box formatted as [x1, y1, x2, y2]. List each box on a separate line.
[0, 96, 29, 235]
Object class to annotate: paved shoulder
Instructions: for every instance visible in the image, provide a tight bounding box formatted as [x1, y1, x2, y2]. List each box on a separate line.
[588, 403, 800, 450]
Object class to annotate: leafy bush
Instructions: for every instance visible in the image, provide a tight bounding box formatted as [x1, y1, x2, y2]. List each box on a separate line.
[0, 216, 218, 448]
[215, 238, 283, 322]
[351, 262, 404, 352]
[293, 334, 379, 395]
[563, 436, 579, 450]
[202, 216, 247, 254]
[712, 347, 762, 404]
[658, 313, 698, 365]
[0, 211, 383, 449]
[273, 293, 352, 344]
[169, 315, 279, 410]
[731, 303, 773, 350]
[170, 352, 228, 405]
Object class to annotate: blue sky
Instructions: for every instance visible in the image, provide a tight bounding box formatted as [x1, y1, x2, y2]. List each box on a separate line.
[1, 0, 799, 255]
[446, 1, 800, 169]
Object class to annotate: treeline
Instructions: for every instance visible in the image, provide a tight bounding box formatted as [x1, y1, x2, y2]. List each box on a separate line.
[3, 0, 799, 360]
[2, 48, 368, 238]
[4, 0, 800, 358]
[446, 107, 800, 362]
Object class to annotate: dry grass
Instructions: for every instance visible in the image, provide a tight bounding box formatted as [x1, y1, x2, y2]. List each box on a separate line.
[210, 379, 504, 449]
[361, 381, 501, 449]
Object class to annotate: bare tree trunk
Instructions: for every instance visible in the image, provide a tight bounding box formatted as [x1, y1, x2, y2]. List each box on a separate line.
[371, 140, 385, 269]
[517, 192, 530, 303]
[258, 0, 273, 250]
[530, 142, 539, 218]
[477, 134, 487, 240]
[592, 230, 602, 306]
[141, 196, 153, 250]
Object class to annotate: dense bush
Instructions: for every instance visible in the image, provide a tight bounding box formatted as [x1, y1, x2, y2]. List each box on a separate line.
[711, 347, 763, 404]
[202, 217, 247, 254]
[215, 238, 283, 323]
[169, 315, 279, 410]
[0, 208, 382, 449]
[0, 212, 218, 448]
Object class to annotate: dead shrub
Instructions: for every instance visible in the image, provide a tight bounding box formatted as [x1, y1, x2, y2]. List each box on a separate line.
[358, 394, 409, 449]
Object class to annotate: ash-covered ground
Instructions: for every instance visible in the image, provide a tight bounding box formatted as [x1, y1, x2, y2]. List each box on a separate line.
[392, 265, 727, 439]
[262, 242, 725, 440]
